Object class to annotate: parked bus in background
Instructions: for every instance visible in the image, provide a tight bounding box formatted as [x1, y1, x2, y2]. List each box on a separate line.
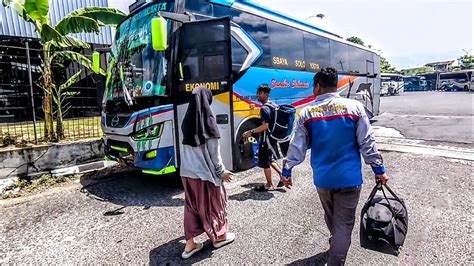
[417, 72, 439, 91]
[404, 76, 427, 91]
[94, 0, 381, 175]
[380, 73, 403, 96]
[439, 70, 473, 91]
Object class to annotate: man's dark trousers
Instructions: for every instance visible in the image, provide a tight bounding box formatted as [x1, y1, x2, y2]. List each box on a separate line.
[316, 186, 361, 265]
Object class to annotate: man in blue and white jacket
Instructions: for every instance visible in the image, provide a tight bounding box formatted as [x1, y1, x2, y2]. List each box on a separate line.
[281, 67, 389, 265]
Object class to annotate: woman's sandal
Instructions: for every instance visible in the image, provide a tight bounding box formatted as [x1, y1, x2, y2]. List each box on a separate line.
[181, 242, 204, 259]
[213, 232, 236, 249]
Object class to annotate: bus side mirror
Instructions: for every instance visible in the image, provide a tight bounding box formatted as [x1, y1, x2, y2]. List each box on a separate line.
[151, 17, 168, 51]
[92, 51, 100, 74]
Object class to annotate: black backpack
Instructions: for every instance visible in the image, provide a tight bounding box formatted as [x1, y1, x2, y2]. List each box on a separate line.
[360, 182, 408, 256]
[264, 103, 296, 142]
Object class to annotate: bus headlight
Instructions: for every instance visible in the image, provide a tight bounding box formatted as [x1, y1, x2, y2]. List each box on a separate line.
[132, 123, 163, 141]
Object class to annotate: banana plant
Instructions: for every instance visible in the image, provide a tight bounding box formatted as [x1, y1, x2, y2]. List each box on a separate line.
[52, 70, 81, 139]
[3, 0, 125, 141]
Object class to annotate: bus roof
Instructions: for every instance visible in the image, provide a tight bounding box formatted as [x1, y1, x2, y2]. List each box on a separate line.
[403, 76, 425, 78]
[208, 0, 377, 54]
[381, 73, 402, 76]
[440, 69, 474, 75]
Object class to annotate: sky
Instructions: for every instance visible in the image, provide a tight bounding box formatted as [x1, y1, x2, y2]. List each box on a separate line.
[265, 0, 473, 69]
[109, 0, 473, 70]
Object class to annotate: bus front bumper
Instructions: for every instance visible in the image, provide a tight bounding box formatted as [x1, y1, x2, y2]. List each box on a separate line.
[104, 138, 176, 176]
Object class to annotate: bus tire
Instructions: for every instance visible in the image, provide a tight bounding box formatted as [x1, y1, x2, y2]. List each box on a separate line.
[234, 119, 260, 171]
[464, 85, 468, 91]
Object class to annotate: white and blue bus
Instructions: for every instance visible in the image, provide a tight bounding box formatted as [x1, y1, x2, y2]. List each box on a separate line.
[403, 76, 427, 91]
[95, 0, 381, 175]
[380, 73, 403, 96]
[439, 70, 473, 91]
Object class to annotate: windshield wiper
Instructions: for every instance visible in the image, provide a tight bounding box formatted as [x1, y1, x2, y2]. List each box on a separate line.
[119, 63, 134, 106]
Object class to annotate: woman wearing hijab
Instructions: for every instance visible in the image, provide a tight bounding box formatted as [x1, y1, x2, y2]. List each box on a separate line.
[180, 87, 235, 259]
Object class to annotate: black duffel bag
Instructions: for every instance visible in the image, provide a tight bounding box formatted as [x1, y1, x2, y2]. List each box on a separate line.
[360, 182, 408, 256]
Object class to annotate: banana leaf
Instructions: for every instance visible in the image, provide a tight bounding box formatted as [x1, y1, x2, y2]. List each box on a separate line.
[55, 7, 125, 35]
[55, 15, 100, 35]
[24, 0, 49, 25]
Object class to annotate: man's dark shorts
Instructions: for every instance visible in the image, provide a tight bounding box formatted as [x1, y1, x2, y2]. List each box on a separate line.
[258, 136, 282, 169]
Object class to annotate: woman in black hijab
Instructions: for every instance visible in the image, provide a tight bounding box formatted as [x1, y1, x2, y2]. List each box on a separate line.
[179, 87, 235, 259]
[181, 87, 220, 146]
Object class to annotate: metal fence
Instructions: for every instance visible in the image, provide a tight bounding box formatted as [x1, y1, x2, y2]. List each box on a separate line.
[0, 38, 107, 145]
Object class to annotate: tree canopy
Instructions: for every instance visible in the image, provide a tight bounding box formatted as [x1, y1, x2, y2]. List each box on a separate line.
[453, 55, 474, 70]
[346, 36, 399, 73]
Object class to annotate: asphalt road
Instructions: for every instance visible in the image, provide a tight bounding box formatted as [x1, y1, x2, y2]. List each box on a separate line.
[1, 91, 473, 264]
[374, 91, 473, 144]
[1, 151, 473, 265]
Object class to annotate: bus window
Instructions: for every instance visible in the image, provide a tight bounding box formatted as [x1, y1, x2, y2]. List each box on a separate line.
[366, 52, 375, 76]
[228, 11, 271, 67]
[267, 21, 305, 70]
[203, 54, 225, 79]
[366, 61, 374, 76]
[212, 3, 231, 16]
[349, 46, 366, 74]
[183, 49, 199, 80]
[185, 0, 213, 16]
[303, 33, 330, 71]
[231, 36, 249, 70]
[330, 40, 349, 71]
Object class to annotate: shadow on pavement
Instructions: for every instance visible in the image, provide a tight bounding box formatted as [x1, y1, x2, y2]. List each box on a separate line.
[228, 183, 286, 201]
[79, 168, 185, 207]
[149, 236, 214, 265]
[288, 251, 328, 265]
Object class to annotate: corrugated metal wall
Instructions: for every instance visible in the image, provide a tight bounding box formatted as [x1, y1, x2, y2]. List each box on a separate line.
[0, 0, 113, 45]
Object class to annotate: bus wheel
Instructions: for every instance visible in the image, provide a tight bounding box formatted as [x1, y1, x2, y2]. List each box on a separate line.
[234, 119, 260, 171]
[464, 85, 469, 91]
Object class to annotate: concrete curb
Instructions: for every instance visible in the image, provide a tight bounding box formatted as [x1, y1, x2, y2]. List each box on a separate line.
[0, 160, 119, 193]
[0, 139, 103, 180]
[50, 160, 118, 176]
[377, 137, 474, 161]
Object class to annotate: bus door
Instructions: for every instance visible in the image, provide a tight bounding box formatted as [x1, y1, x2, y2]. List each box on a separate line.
[174, 18, 234, 170]
[363, 60, 375, 116]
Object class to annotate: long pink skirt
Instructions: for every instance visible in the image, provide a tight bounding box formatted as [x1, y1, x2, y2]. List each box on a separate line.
[181, 177, 228, 242]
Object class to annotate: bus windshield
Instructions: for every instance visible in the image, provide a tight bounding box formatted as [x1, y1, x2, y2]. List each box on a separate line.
[106, 1, 174, 102]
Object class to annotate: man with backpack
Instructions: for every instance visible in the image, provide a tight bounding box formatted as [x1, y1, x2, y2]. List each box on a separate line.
[242, 84, 286, 191]
[281, 67, 389, 265]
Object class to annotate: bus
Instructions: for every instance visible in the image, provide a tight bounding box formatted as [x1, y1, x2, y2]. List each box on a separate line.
[95, 0, 381, 175]
[380, 73, 403, 96]
[417, 72, 439, 91]
[439, 70, 473, 91]
[403, 76, 427, 91]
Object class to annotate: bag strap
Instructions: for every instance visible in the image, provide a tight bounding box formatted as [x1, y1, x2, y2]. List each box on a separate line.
[264, 102, 279, 109]
[380, 184, 398, 216]
[383, 184, 407, 209]
[366, 182, 381, 204]
[383, 184, 402, 202]
[264, 102, 277, 133]
[361, 183, 382, 217]
[365, 182, 399, 217]
[378, 182, 407, 217]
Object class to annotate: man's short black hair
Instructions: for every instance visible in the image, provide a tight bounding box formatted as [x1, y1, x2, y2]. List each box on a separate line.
[314, 67, 338, 89]
[257, 84, 271, 94]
